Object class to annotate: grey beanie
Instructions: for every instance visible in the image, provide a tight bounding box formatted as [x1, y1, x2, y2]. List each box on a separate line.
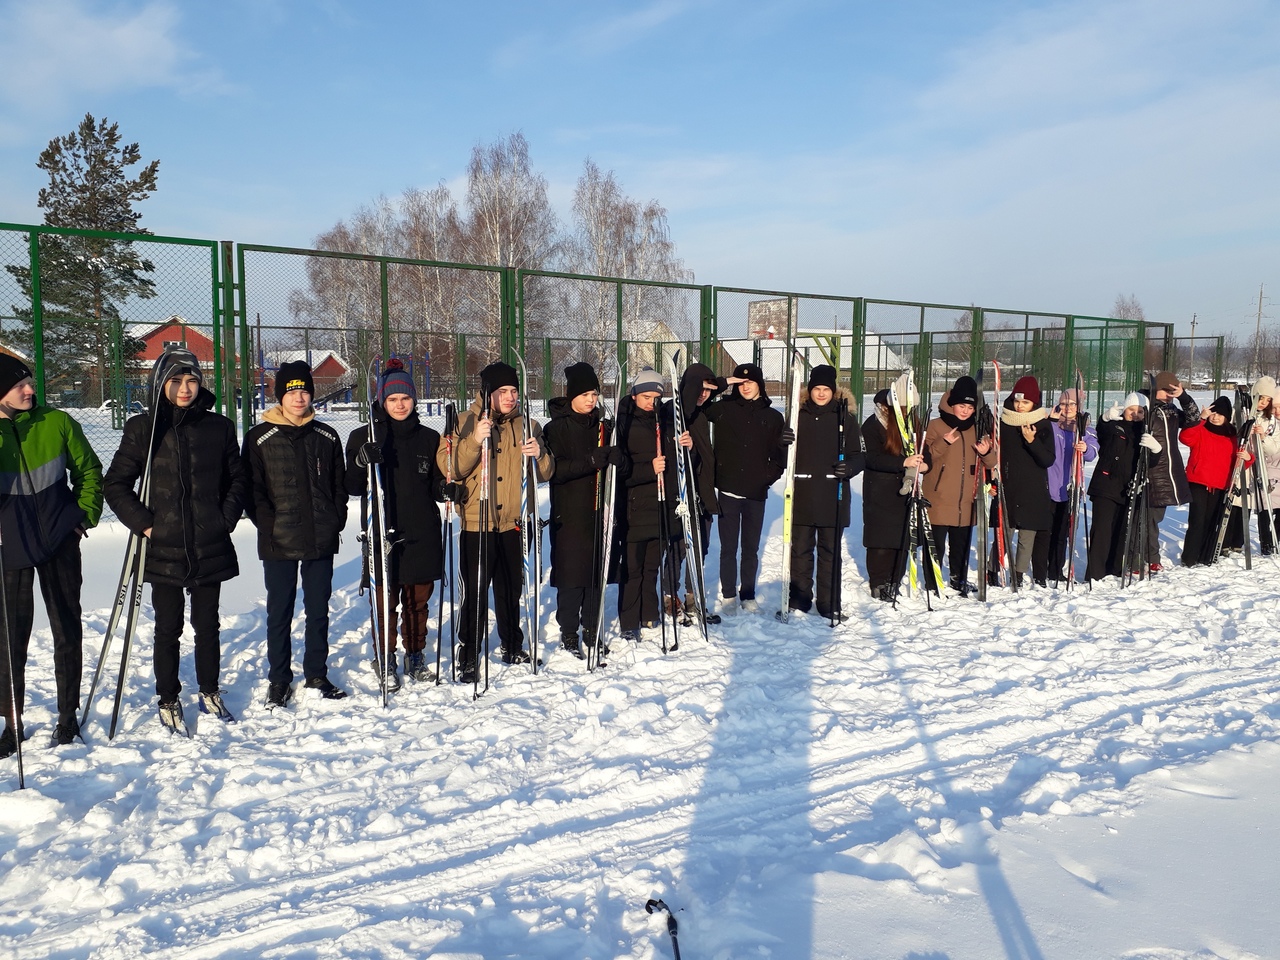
[631, 366, 664, 396]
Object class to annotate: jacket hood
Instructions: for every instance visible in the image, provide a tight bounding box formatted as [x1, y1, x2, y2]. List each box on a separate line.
[548, 395, 602, 423]
[798, 384, 851, 407]
[263, 404, 315, 427]
[680, 362, 721, 412]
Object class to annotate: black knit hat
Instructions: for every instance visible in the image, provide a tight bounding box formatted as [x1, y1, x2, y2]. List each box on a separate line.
[564, 361, 600, 400]
[0, 353, 33, 398]
[1210, 395, 1232, 418]
[276, 360, 314, 400]
[808, 364, 838, 392]
[948, 375, 978, 407]
[478, 361, 519, 397]
[733, 363, 767, 397]
[378, 357, 416, 402]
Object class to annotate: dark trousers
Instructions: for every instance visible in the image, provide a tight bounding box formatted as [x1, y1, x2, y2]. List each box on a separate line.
[0, 533, 83, 723]
[1258, 507, 1280, 553]
[1182, 484, 1225, 566]
[151, 583, 222, 702]
[790, 524, 838, 614]
[866, 546, 905, 594]
[930, 524, 973, 586]
[681, 512, 713, 598]
[372, 580, 435, 657]
[1086, 497, 1127, 581]
[619, 538, 664, 630]
[263, 557, 334, 687]
[717, 497, 765, 600]
[1031, 500, 1074, 582]
[1146, 505, 1166, 564]
[458, 529, 524, 665]
[555, 585, 601, 640]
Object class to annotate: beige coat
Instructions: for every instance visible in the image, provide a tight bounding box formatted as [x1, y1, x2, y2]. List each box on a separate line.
[922, 395, 997, 527]
[437, 396, 554, 533]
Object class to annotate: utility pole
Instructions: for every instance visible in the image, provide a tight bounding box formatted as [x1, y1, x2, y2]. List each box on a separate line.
[1252, 283, 1266, 380]
[1189, 312, 1197, 379]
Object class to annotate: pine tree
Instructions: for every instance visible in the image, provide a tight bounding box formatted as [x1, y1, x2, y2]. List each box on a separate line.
[5, 114, 159, 403]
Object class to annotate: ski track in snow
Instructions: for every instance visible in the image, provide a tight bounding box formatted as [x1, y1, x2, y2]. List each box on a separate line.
[2, 461, 1279, 958]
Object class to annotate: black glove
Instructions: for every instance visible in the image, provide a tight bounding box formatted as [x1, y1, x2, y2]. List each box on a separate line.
[780, 427, 796, 446]
[440, 481, 463, 502]
[590, 446, 625, 469]
[831, 460, 854, 479]
[606, 446, 625, 467]
[355, 441, 383, 467]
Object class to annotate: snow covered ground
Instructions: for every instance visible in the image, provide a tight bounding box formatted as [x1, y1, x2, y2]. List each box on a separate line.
[3, 410, 1280, 959]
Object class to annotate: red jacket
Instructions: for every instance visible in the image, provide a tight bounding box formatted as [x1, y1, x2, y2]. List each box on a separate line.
[1182, 421, 1252, 491]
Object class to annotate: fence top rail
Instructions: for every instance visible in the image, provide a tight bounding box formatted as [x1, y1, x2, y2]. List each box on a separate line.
[714, 285, 861, 304]
[0, 220, 218, 249]
[517, 268, 704, 292]
[864, 297, 978, 314]
[236, 241, 505, 275]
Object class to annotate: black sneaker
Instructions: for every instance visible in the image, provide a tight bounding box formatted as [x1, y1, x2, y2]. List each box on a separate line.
[502, 649, 532, 665]
[304, 677, 348, 700]
[0, 724, 19, 759]
[266, 682, 293, 709]
[620, 629, 641, 643]
[52, 714, 81, 746]
[457, 661, 477, 684]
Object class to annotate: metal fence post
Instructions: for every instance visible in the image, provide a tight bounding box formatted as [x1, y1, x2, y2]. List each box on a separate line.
[27, 231, 45, 405]
[219, 241, 236, 416]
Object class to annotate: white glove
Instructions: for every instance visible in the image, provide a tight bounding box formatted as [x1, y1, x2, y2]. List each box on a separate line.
[1139, 433, 1162, 454]
[1104, 401, 1122, 422]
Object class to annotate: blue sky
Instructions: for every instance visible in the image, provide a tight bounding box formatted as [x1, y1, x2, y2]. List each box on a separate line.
[1, 0, 1277, 336]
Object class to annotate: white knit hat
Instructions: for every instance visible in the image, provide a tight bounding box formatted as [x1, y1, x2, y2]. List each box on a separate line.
[1124, 392, 1149, 410]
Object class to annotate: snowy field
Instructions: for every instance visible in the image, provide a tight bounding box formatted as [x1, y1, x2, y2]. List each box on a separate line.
[3, 399, 1279, 959]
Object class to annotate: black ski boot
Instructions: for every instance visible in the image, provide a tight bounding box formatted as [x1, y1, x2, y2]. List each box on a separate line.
[561, 633, 584, 659]
[52, 712, 80, 746]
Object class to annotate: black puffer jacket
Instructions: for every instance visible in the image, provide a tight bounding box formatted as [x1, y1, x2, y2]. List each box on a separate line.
[616, 395, 680, 543]
[344, 405, 446, 585]
[1088, 418, 1144, 505]
[243, 407, 347, 561]
[544, 397, 612, 589]
[104, 389, 247, 586]
[998, 400, 1056, 530]
[794, 389, 862, 528]
[702, 390, 786, 500]
[1147, 393, 1200, 508]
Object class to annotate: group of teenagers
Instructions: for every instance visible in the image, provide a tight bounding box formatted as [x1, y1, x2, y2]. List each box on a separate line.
[865, 368, 1276, 600]
[2, 342, 1275, 759]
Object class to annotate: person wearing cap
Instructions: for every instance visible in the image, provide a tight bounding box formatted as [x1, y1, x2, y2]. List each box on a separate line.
[0, 353, 102, 758]
[344, 358, 449, 689]
[990, 375, 1055, 588]
[543, 362, 623, 659]
[1146, 371, 1200, 572]
[1180, 395, 1252, 567]
[243, 360, 349, 706]
[1086, 393, 1160, 582]
[104, 347, 248, 731]
[922, 374, 994, 597]
[1038, 388, 1099, 585]
[438, 361, 553, 681]
[701, 362, 790, 616]
[614, 366, 682, 640]
[674, 361, 726, 622]
[862, 375, 929, 601]
[787, 364, 863, 618]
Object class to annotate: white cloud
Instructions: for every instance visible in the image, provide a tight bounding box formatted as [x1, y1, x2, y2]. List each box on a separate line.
[0, 0, 222, 112]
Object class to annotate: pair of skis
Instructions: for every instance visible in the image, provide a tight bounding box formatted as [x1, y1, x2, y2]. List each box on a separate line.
[775, 348, 805, 622]
[82, 374, 164, 742]
[889, 370, 944, 605]
[667, 349, 714, 640]
[1063, 369, 1090, 590]
[363, 361, 401, 708]
[436, 404, 457, 683]
[1120, 375, 1159, 587]
[586, 367, 625, 672]
[1210, 385, 1255, 566]
[512, 354, 544, 674]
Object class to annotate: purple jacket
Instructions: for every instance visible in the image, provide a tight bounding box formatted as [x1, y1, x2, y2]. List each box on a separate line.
[1047, 418, 1098, 501]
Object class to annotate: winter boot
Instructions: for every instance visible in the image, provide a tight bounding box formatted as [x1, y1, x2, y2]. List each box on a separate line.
[561, 633, 584, 659]
[198, 691, 236, 722]
[457, 659, 478, 684]
[0, 724, 17, 759]
[304, 676, 348, 700]
[502, 648, 532, 666]
[717, 595, 738, 618]
[664, 595, 683, 617]
[370, 656, 402, 693]
[739, 598, 760, 614]
[949, 577, 972, 599]
[158, 700, 189, 737]
[52, 712, 80, 746]
[404, 651, 434, 682]
[266, 682, 293, 709]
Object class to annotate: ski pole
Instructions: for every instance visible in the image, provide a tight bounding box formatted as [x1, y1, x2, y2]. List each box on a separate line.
[645, 899, 682, 960]
[0, 518, 23, 789]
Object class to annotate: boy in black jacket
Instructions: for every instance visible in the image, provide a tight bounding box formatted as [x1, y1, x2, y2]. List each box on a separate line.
[702, 362, 791, 616]
[243, 361, 348, 706]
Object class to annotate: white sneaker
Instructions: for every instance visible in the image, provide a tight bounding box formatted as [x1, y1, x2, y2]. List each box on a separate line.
[739, 598, 759, 614]
[718, 596, 738, 617]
